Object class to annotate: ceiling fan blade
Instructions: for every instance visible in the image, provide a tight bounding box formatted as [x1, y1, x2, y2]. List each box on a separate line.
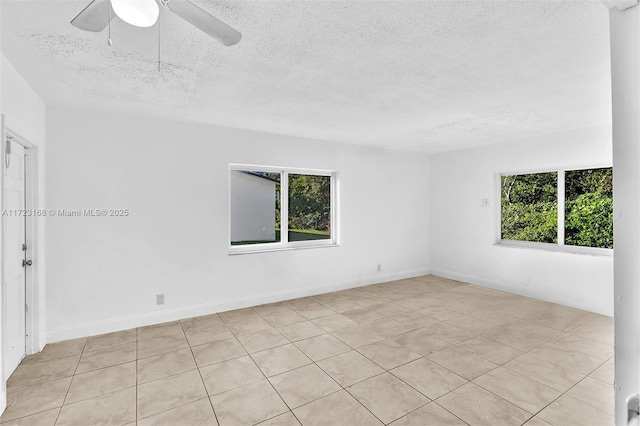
[164, 0, 241, 46]
[71, 0, 114, 32]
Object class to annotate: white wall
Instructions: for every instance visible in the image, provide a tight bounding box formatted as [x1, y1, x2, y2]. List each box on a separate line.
[230, 171, 276, 243]
[45, 106, 431, 342]
[0, 53, 47, 412]
[430, 125, 614, 315]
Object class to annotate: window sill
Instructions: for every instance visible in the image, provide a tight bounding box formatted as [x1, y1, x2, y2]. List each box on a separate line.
[495, 240, 613, 257]
[229, 242, 340, 255]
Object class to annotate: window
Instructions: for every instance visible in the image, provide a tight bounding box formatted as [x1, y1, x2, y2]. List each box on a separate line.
[229, 165, 337, 253]
[500, 167, 613, 251]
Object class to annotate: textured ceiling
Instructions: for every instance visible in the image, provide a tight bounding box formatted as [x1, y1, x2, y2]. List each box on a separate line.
[1, 0, 611, 152]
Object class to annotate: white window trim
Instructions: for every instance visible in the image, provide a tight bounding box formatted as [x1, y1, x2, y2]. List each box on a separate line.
[495, 165, 613, 257]
[228, 164, 339, 255]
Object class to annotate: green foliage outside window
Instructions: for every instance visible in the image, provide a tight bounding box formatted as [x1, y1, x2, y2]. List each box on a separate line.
[288, 174, 331, 240]
[565, 168, 613, 249]
[501, 168, 613, 249]
[501, 172, 558, 243]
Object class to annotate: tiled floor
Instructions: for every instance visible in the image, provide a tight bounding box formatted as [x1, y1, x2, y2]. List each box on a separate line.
[0, 275, 614, 425]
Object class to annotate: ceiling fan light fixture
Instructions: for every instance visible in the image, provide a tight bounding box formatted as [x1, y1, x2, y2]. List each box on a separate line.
[111, 0, 159, 28]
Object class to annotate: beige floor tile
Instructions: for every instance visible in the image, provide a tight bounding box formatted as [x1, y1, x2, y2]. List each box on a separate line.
[200, 355, 264, 395]
[550, 332, 613, 361]
[590, 358, 614, 385]
[473, 366, 561, 414]
[0, 377, 71, 423]
[85, 329, 137, 352]
[445, 315, 496, 334]
[218, 307, 260, 322]
[137, 398, 217, 426]
[456, 336, 523, 364]
[358, 339, 421, 370]
[269, 364, 341, 408]
[76, 342, 136, 374]
[523, 416, 553, 426]
[537, 394, 614, 426]
[137, 369, 207, 419]
[390, 357, 467, 399]
[316, 350, 384, 387]
[436, 382, 531, 426]
[292, 303, 335, 320]
[252, 344, 312, 377]
[292, 390, 383, 426]
[57, 387, 136, 426]
[137, 348, 197, 384]
[529, 341, 604, 375]
[427, 346, 497, 380]
[413, 306, 461, 322]
[225, 316, 273, 336]
[369, 303, 409, 317]
[391, 329, 452, 357]
[260, 309, 307, 327]
[565, 376, 614, 415]
[0, 408, 59, 426]
[332, 326, 386, 348]
[21, 338, 86, 365]
[192, 337, 247, 367]
[294, 334, 351, 361]
[237, 327, 289, 353]
[65, 362, 136, 405]
[210, 379, 288, 426]
[311, 314, 358, 332]
[341, 307, 386, 324]
[347, 372, 429, 424]
[390, 402, 466, 425]
[276, 321, 325, 342]
[364, 318, 418, 338]
[532, 305, 597, 331]
[184, 323, 234, 347]
[5, 276, 618, 426]
[506, 295, 554, 312]
[137, 321, 183, 341]
[257, 411, 301, 425]
[483, 321, 561, 352]
[137, 333, 189, 359]
[570, 316, 614, 346]
[466, 307, 519, 327]
[421, 321, 479, 345]
[7, 354, 79, 389]
[504, 352, 586, 392]
[181, 313, 223, 330]
[321, 299, 366, 313]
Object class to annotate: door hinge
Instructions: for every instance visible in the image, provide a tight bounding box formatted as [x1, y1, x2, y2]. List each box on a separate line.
[628, 394, 640, 426]
[25, 303, 28, 314]
[22, 243, 27, 251]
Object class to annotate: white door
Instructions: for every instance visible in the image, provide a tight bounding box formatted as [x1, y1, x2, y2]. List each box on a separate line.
[4, 140, 27, 377]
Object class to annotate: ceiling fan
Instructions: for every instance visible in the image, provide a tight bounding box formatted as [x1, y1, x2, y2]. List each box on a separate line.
[71, 0, 241, 46]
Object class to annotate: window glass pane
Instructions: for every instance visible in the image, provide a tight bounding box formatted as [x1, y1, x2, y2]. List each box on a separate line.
[565, 167, 613, 249]
[288, 174, 331, 242]
[230, 170, 281, 245]
[501, 172, 558, 243]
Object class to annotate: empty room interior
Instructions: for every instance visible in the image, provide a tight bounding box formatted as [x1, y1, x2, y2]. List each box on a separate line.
[1, 0, 639, 425]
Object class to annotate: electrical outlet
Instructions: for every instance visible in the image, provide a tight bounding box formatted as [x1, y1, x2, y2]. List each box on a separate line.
[377, 264, 382, 272]
[156, 294, 165, 305]
[481, 199, 489, 207]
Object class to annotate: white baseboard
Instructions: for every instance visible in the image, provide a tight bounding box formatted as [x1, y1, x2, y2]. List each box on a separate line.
[430, 268, 612, 316]
[46, 267, 431, 343]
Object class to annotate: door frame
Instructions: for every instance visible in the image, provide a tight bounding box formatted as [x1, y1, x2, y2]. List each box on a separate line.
[1, 123, 39, 380]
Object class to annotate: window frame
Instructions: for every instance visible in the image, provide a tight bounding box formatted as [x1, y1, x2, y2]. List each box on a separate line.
[228, 164, 339, 255]
[495, 164, 613, 256]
